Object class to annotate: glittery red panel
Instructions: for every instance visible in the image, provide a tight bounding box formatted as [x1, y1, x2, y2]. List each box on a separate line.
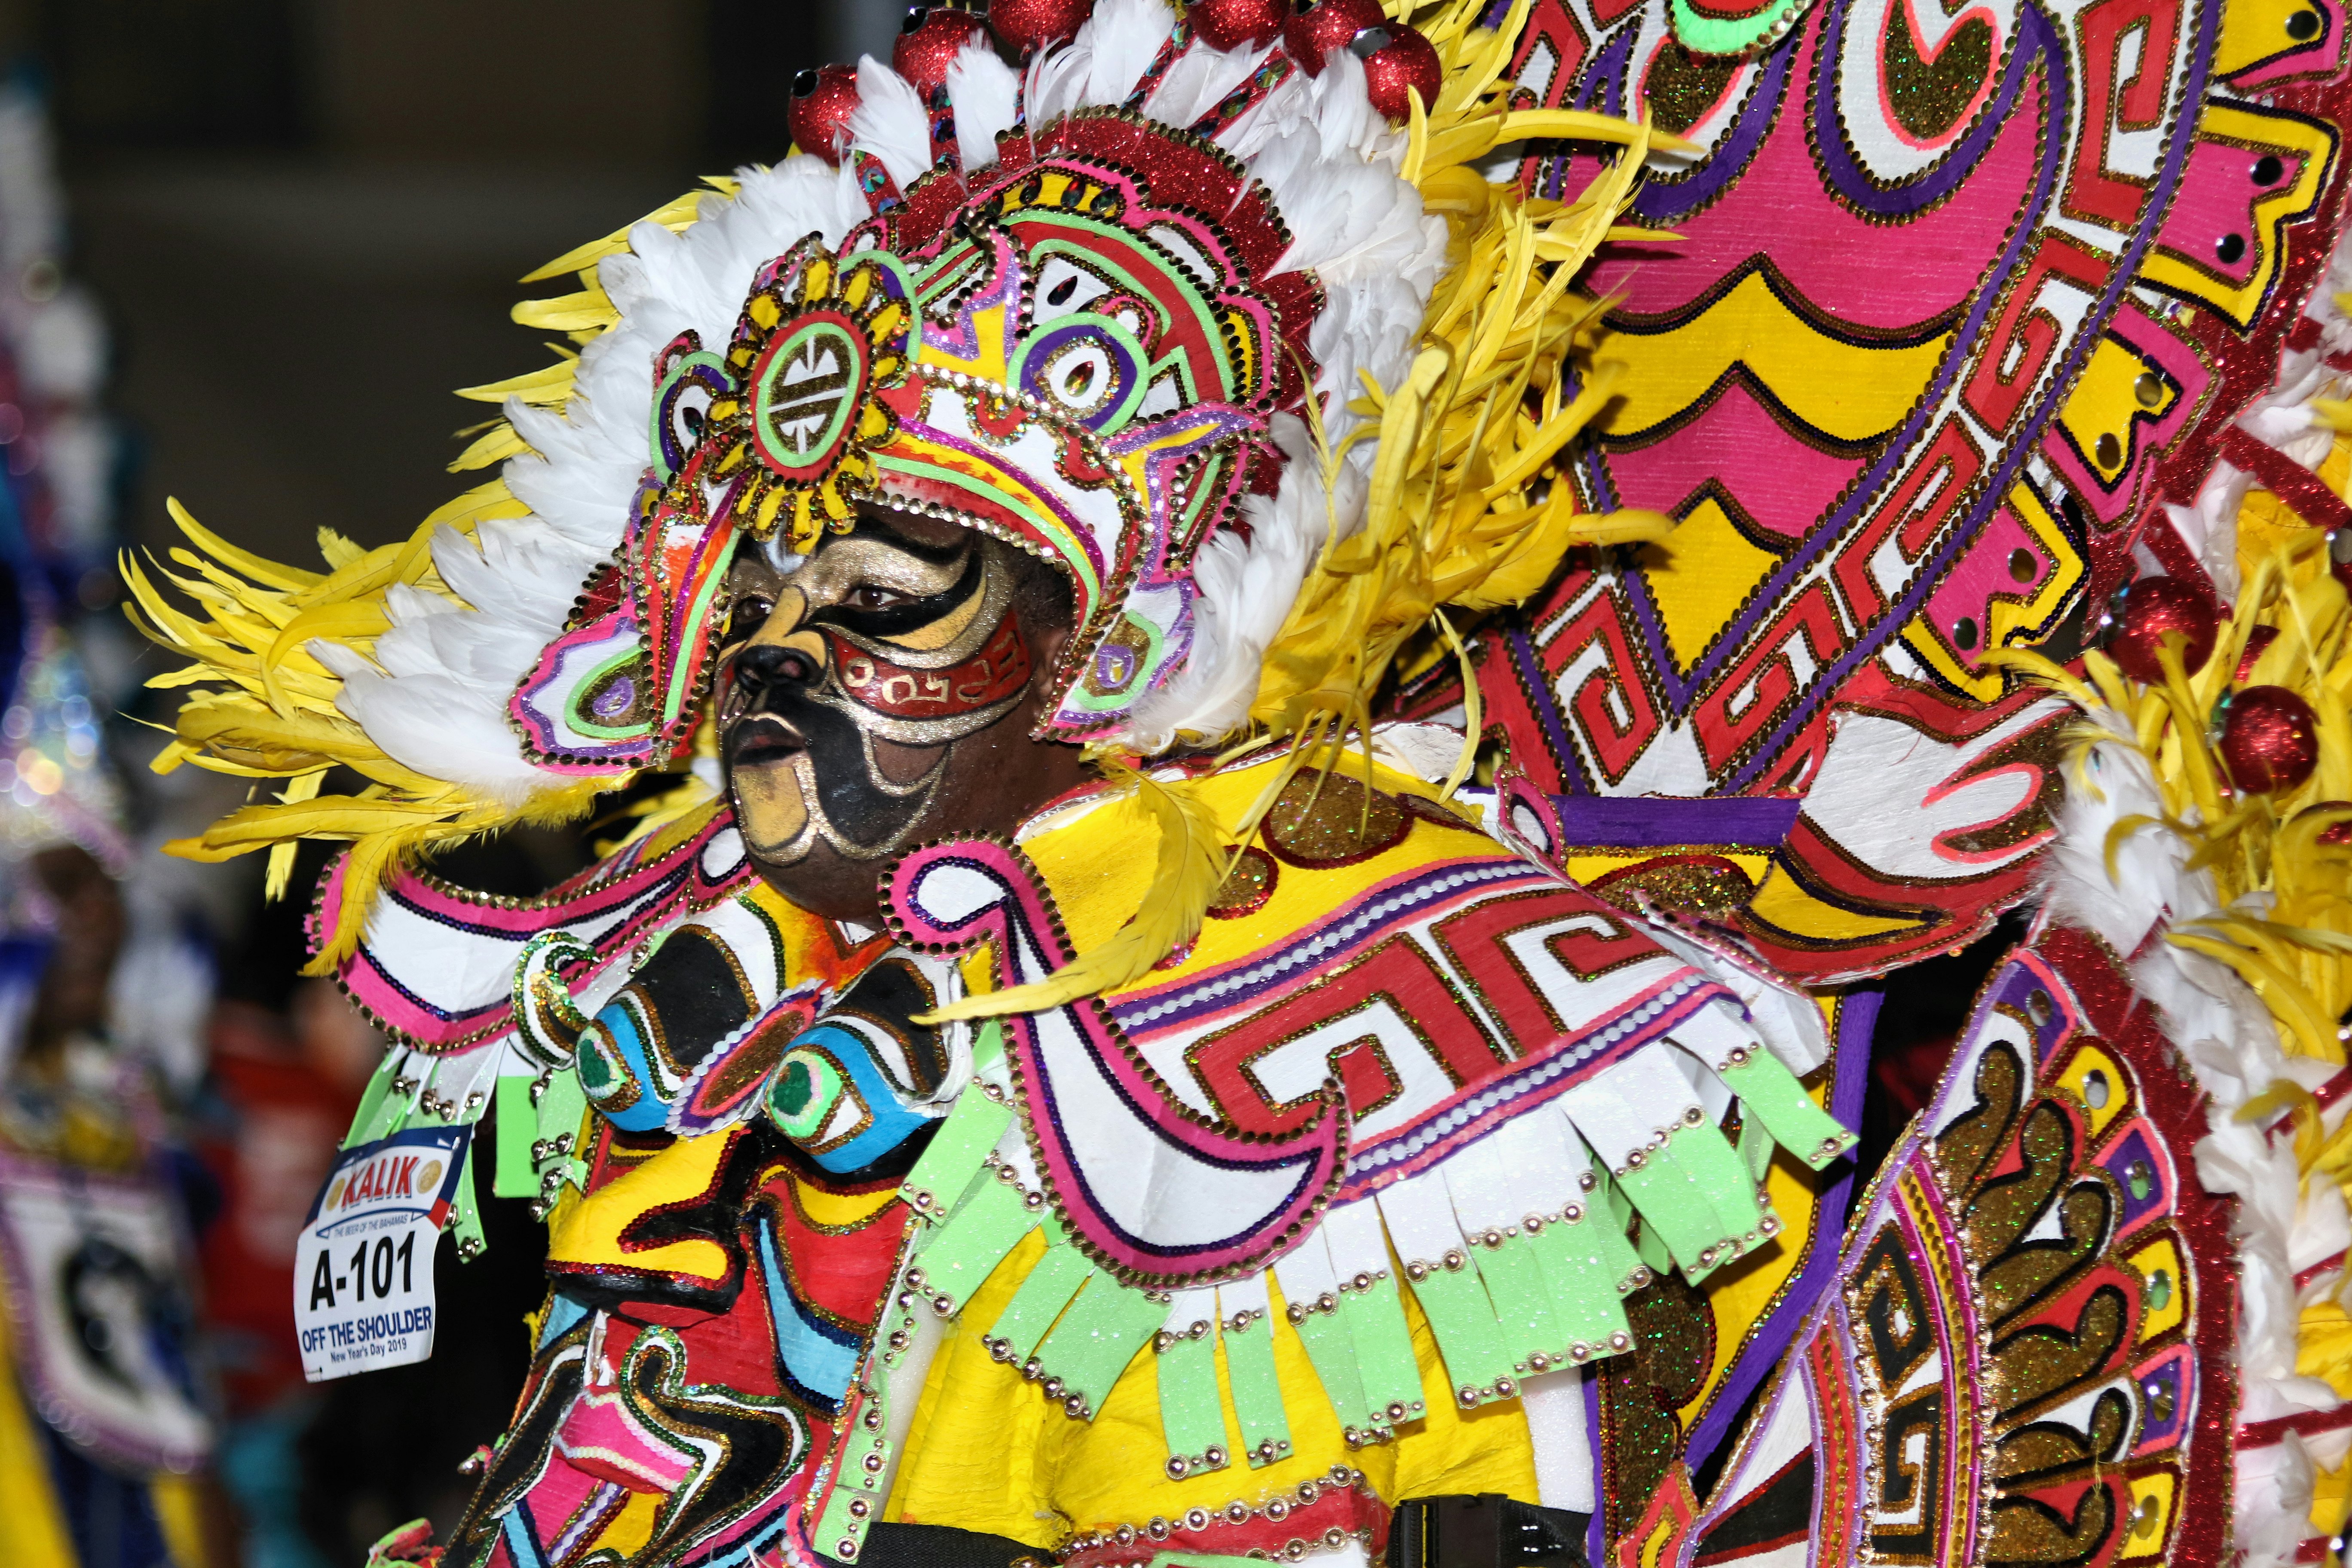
[2035, 923, 2238, 1568]
[658, 1261, 785, 1399]
[1056, 1473, 1390, 1568]
[899, 167, 973, 247]
[752, 1162, 913, 1329]
[2223, 425, 2352, 534]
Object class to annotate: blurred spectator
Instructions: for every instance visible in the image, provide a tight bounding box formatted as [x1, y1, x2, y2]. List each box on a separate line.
[0, 62, 231, 1568]
[196, 979, 375, 1568]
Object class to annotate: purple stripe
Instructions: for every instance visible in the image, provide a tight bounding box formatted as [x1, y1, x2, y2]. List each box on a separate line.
[1725, 0, 2210, 790]
[1679, 986, 1880, 1478]
[1510, 625, 1594, 793]
[1547, 793, 1802, 848]
[1630, 44, 1792, 222]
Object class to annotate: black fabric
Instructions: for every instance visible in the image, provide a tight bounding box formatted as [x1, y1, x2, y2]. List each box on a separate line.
[1388, 1493, 1592, 1568]
[1694, 1451, 1814, 1562]
[818, 1522, 1044, 1568]
[629, 925, 758, 1072]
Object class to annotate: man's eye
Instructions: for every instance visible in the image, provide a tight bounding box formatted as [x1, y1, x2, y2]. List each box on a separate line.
[845, 585, 905, 610]
[726, 594, 775, 641]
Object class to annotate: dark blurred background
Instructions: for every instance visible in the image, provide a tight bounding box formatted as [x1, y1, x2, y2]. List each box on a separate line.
[7, 3, 909, 1562]
[49, 0, 902, 570]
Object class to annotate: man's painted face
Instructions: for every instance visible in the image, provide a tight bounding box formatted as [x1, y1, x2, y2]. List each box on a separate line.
[717, 516, 1071, 917]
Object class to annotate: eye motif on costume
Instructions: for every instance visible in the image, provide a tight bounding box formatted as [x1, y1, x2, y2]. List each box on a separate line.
[1016, 260, 1151, 432]
[1020, 321, 1143, 428]
[763, 956, 953, 1177]
[650, 334, 735, 486]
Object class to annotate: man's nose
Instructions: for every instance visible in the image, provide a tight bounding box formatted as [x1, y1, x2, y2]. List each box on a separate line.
[734, 643, 818, 690]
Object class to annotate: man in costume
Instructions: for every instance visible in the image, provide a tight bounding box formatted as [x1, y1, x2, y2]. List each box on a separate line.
[127, 0, 2352, 1562]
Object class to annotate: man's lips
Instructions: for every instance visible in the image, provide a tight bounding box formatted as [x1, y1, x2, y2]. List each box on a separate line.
[728, 716, 807, 768]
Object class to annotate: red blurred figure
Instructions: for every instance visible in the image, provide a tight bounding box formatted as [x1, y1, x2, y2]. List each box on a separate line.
[196, 983, 374, 1415]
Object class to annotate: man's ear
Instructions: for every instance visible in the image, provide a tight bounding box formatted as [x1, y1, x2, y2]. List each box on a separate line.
[1029, 618, 1072, 675]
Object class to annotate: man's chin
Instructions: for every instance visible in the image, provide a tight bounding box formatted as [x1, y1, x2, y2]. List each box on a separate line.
[727, 763, 811, 858]
[727, 772, 879, 922]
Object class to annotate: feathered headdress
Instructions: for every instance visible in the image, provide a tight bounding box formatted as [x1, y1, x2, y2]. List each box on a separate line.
[127, 0, 1681, 975]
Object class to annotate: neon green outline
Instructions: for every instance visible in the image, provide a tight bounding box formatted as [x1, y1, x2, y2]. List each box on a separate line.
[751, 318, 861, 475]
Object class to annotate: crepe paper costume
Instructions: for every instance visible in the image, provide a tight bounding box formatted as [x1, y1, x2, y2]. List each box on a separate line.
[119, 0, 2352, 1562]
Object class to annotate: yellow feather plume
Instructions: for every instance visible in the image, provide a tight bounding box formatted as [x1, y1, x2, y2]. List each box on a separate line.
[922, 754, 1230, 1024]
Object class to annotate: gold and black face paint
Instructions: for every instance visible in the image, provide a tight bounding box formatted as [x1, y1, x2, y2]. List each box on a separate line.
[717, 521, 1032, 867]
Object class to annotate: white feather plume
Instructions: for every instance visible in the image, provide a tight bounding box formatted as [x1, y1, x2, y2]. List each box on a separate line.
[849, 57, 934, 191]
[1079, 0, 1177, 106]
[2048, 723, 2336, 1567]
[948, 42, 1022, 171]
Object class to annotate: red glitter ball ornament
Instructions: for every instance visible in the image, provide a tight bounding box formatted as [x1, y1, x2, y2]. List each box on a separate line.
[2100, 576, 2217, 684]
[1358, 23, 1441, 118]
[893, 6, 989, 96]
[990, 0, 1094, 55]
[1285, 0, 1387, 74]
[2220, 685, 2319, 795]
[1188, 0, 1290, 49]
[788, 64, 863, 166]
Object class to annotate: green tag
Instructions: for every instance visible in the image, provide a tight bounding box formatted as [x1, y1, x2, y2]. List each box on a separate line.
[344, 1049, 410, 1148]
[898, 1085, 1012, 1224]
[1737, 1105, 1776, 1185]
[1287, 1298, 1369, 1438]
[1473, 1237, 1562, 1371]
[980, 1233, 1090, 1367]
[493, 1075, 540, 1199]
[908, 1176, 1034, 1314]
[1155, 1320, 1229, 1476]
[1339, 1274, 1424, 1429]
[1672, 1116, 1766, 1241]
[814, 1374, 893, 1558]
[449, 1139, 486, 1261]
[1406, 1261, 1515, 1402]
[1525, 1213, 1631, 1354]
[1219, 1306, 1292, 1468]
[1721, 1052, 1857, 1170]
[1617, 1146, 1737, 1281]
[531, 1064, 591, 1206]
[1034, 1268, 1165, 1416]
